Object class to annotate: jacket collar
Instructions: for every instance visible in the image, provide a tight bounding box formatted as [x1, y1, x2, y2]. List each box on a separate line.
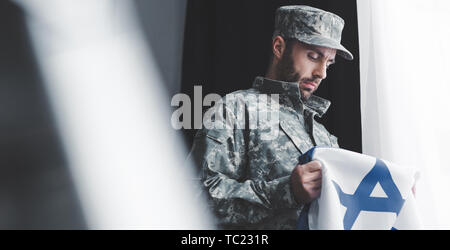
[252, 76, 331, 118]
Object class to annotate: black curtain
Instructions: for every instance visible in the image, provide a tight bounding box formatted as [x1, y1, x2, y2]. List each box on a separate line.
[181, 0, 361, 153]
[0, 1, 85, 229]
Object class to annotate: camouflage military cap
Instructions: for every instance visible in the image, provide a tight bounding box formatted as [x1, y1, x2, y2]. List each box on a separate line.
[273, 5, 354, 60]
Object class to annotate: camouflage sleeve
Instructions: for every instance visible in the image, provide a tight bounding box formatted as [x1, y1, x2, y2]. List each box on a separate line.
[329, 134, 340, 148]
[329, 133, 339, 148]
[189, 117, 300, 227]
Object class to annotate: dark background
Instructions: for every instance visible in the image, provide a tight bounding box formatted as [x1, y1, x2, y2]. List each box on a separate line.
[181, 0, 362, 154]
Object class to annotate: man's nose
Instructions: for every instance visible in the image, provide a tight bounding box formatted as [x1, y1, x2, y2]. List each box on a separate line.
[312, 62, 327, 80]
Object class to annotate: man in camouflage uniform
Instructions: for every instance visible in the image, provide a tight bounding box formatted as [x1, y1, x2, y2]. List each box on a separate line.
[188, 5, 354, 229]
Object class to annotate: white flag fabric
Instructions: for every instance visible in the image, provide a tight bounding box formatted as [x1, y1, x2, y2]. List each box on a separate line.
[297, 147, 422, 230]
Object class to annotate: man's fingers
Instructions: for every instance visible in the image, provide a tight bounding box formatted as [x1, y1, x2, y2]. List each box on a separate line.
[304, 179, 322, 189]
[307, 188, 321, 200]
[301, 168, 322, 182]
[291, 161, 324, 203]
[302, 173, 322, 183]
[303, 161, 322, 172]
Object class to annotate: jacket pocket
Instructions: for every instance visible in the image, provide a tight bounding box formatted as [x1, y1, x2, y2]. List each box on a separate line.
[279, 120, 313, 154]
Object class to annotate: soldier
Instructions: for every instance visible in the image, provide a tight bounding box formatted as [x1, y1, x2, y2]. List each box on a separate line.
[188, 5, 354, 229]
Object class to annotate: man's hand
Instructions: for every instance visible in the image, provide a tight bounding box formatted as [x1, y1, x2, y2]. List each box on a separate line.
[290, 161, 322, 204]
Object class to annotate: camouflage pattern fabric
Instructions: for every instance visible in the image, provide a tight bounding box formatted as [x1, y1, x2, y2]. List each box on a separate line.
[188, 77, 339, 229]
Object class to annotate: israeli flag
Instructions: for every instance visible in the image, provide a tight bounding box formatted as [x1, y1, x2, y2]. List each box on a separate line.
[297, 147, 422, 230]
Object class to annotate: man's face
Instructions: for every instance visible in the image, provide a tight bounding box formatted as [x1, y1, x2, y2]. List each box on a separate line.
[275, 40, 337, 100]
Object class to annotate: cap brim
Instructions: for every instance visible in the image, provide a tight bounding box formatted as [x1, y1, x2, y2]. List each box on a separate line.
[296, 35, 354, 61]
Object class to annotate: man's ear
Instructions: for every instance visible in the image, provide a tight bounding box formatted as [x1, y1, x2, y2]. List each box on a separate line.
[272, 36, 286, 60]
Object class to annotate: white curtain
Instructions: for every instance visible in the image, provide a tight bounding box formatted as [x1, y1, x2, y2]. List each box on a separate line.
[358, 0, 450, 229]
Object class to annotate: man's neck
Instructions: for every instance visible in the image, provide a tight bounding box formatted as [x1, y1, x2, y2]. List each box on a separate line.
[265, 66, 278, 81]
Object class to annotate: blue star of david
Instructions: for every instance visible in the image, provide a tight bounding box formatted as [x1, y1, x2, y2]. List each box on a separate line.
[333, 159, 405, 230]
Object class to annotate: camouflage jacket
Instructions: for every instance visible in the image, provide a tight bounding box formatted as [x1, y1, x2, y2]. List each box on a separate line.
[188, 76, 339, 229]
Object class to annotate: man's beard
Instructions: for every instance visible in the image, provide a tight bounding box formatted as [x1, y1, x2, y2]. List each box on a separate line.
[275, 52, 315, 101]
[275, 50, 300, 83]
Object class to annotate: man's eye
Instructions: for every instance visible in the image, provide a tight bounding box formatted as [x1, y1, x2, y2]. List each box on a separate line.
[308, 53, 319, 60]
